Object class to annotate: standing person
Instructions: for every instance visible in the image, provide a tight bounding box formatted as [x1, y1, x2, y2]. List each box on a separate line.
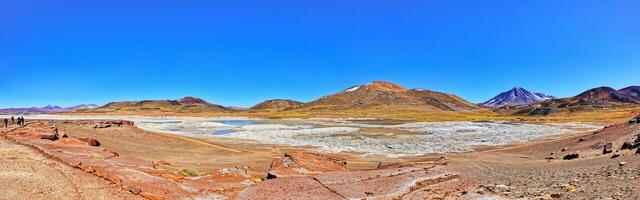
[3, 119, 7, 128]
[11, 116, 15, 124]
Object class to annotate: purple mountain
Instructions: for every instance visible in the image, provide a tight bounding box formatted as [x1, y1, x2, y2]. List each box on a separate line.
[480, 87, 555, 107]
[0, 104, 98, 114]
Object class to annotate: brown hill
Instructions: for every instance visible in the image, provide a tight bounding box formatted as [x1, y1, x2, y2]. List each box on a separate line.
[92, 97, 229, 113]
[615, 86, 640, 103]
[250, 99, 303, 110]
[499, 86, 640, 115]
[99, 101, 139, 109]
[300, 81, 480, 112]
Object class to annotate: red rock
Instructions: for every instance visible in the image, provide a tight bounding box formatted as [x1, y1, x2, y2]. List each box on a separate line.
[4, 123, 238, 199]
[267, 151, 348, 179]
[40, 133, 59, 141]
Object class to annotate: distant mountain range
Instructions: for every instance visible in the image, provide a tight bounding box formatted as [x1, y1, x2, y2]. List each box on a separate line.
[480, 87, 555, 108]
[66, 82, 640, 116]
[498, 86, 640, 115]
[0, 104, 98, 114]
[84, 81, 481, 114]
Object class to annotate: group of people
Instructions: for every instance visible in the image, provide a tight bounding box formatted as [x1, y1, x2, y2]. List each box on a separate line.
[3, 116, 25, 128]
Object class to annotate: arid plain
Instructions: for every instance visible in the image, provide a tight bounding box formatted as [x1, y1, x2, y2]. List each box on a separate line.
[2, 81, 640, 200]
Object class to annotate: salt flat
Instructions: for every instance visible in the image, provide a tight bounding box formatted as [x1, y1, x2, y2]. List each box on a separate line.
[6, 115, 599, 157]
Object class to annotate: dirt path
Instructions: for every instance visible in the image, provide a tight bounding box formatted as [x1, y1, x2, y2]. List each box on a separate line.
[0, 129, 142, 200]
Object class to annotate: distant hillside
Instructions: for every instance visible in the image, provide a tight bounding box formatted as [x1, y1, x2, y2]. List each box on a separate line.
[89, 96, 229, 113]
[0, 104, 98, 114]
[250, 99, 303, 110]
[299, 81, 480, 112]
[480, 87, 555, 107]
[498, 86, 640, 115]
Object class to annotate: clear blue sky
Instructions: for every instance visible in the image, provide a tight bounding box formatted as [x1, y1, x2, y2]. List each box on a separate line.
[1, 0, 639, 108]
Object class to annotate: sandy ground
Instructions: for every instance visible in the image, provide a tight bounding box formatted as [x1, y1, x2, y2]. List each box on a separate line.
[0, 127, 142, 200]
[1, 115, 639, 199]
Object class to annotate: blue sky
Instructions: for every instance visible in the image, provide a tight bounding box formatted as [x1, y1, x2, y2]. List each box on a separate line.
[1, 0, 639, 108]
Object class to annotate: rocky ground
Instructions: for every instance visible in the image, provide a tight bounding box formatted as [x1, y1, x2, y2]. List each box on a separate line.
[0, 114, 639, 199]
[0, 126, 141, 200]
[448, 114, 640, 199]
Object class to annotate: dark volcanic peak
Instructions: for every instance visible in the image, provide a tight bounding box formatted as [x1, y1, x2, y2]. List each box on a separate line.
[177, 96, 210, 105]
[480, 87, 555, 107]
[616, 86, 640, 103]
[43, 105, 63, 110]
[574, 86, 617, 101]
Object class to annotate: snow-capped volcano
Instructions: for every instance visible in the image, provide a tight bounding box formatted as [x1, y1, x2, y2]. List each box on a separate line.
[480, 87, 555, 107]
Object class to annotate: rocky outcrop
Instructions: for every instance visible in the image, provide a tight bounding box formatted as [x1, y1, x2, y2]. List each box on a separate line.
[267, 151, 348, 179]
[620, 134, 640, 150]
[238, 152, 461, 200]
[4, 122, 253, 199]
[60, 120, 135, 128]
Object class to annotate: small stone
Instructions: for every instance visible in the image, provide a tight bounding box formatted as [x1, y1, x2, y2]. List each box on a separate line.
[88, 139, 101, 147]
[561, 147, 569, 152]
[40, 134, 59, 141]
[603, 142, 614, 154]
[619, 162, 627, 167]
[127, 187, 141, 195]
[551, 193, 562, 198]
[563, 152, 579, 160]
